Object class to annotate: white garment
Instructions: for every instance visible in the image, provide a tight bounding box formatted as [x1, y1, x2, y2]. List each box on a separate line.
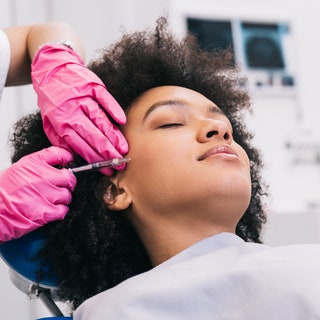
[74, 232, 320, 320]
[0, 29, 10, 99]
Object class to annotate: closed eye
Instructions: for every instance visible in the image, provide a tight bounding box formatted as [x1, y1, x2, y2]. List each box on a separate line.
[158, 123, 184, 129]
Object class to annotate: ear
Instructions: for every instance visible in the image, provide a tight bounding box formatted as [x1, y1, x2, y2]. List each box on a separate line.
[102, 179, 132, 211]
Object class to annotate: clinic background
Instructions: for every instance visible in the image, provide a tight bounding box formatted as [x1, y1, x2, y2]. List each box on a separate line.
[1, 0, 320, 318]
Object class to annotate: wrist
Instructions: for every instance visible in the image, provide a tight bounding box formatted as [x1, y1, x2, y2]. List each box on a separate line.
[52, 40, 78, 53]
[32, 42, 84, 70]
[36, 40, 79, 56]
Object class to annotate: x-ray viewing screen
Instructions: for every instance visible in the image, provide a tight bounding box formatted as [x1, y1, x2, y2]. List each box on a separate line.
[187, 18, 288, 71]
[241, 22, 286, 70]
[187, 18, 234, 52]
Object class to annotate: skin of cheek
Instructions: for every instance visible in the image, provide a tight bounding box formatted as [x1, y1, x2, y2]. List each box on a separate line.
[121, 129, 252, 226]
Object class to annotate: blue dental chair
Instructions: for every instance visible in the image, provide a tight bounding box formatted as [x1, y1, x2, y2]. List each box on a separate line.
[0, 227, 72, 319]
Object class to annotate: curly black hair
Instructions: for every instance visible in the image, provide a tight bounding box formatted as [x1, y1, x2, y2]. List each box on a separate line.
[9, 17, 268, 310]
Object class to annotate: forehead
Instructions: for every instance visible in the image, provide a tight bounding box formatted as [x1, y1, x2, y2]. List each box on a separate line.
[137, 86, 211, 106]
[128, 86, 214, 118]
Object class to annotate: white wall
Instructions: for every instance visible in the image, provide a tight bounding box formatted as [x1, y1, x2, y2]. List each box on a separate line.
[1, 0, 320, 318]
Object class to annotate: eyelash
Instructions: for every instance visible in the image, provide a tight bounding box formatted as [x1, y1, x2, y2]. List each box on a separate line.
[158, 123, 183, 129]
[157, 119, 233, 132]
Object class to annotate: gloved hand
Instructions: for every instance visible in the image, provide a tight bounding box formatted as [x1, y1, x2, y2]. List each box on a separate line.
[31, 43, 129, 176]
[0, 147, 76, 243]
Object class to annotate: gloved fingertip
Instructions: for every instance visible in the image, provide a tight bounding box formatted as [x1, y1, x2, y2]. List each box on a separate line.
[119, 142, 129, 155]
[67, 171, 77, 191]
[114, 162, 127, 171]
[47, 206, 69, 222]
[115, 113, 127, 125]
[99, 167, 114, 176]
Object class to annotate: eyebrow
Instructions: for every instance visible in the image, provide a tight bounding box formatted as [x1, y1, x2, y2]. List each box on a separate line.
[143, 99, 226, 122]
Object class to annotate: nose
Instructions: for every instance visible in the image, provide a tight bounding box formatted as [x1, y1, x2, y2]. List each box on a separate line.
[197, 119, 233, 144]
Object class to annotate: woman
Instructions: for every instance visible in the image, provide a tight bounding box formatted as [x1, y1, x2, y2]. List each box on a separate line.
[9, 18, 285, 319]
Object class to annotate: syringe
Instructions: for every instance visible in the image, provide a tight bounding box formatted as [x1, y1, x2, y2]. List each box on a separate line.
[70, 157, 131, 173]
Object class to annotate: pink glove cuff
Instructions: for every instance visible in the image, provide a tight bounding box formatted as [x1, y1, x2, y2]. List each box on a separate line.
[32, 43, 84, 92]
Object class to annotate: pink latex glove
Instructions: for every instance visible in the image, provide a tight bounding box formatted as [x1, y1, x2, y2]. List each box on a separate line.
[31, 43, 129, 176]
[0, 147, 76, 243]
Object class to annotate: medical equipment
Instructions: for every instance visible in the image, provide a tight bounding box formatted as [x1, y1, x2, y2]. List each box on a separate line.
[0, 226, 68, 319]
[70, 157, 131, 173]
[169, 0, 297, 96]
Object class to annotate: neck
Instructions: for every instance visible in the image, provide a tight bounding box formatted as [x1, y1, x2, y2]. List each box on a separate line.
[130, 214, 235, 266]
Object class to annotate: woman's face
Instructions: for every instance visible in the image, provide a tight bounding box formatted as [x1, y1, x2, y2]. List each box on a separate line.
[116, 86, 251, 230]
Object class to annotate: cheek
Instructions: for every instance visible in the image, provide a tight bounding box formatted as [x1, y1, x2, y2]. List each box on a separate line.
[234, 143, 251, 176]
[124, 135, 166, 185]
[124, 134, 192, 197]
[242, 152, 251, 182]
[128, 132, 193, 167]
[237, 149, 252, 202]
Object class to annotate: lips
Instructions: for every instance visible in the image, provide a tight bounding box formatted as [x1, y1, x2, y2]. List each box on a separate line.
[198, 145, 238, 161]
